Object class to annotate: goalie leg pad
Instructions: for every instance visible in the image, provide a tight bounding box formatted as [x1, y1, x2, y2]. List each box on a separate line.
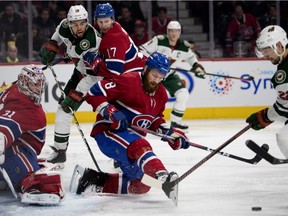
[20, 168, 64, 205]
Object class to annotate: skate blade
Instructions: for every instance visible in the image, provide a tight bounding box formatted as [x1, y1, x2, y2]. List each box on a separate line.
[69, 164, 85, 193]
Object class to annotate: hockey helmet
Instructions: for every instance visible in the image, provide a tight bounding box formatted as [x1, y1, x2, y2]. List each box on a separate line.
[94, 3, 115, 19]
[255, 25, 288, 58]
[145, 51, 170, 78]
[67, 5, 88, 22]
[18, 65, 46, 105]
[167, 21, 181, 31]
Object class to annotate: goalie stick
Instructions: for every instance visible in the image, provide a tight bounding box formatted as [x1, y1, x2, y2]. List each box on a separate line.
[246, 140, 288, 165]
[130, 125, 264, 164]
[0, 167, 17, 198]
[46, 64, 102, 172]
[141, 124, 252, 194]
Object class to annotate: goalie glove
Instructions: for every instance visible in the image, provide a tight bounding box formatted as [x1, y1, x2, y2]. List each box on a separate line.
[157, 123, 190, 150]
[102, 104, 128, 131]
[39, 40, 59, 65]
[61, 90, 84, 113]
[191, 62, 206, 79]
[83, 51, 103, 75]
[246, 108, 273, 130]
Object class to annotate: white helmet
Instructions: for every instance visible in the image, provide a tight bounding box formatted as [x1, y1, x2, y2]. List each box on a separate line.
[167, 21, 181, 31]
[255, 25, 288, 58]
[17, 65, 46, 105]
[67, 5, 88, 22]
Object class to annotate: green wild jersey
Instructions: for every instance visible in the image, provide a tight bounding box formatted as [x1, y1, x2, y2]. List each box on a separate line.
[140, 35, 198, 75]
[269, 57, 288, 120]
[51, 18, 101, 75]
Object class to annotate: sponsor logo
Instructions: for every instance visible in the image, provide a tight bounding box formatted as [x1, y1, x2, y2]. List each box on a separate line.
[209, 71, 233, 95]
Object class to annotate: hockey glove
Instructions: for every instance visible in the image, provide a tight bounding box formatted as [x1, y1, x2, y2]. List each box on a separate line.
[157, 123, 190, 150]
[103, 105, 128, 131]
[191, 62, 206, 79]
[246, 108, 273, 130]
[61, 90, 84, 113]
[83, 51, 103, 75]
[39, 40, 59, 65]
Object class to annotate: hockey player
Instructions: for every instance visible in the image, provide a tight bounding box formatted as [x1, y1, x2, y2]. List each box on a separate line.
[39, 5, 103, 166]
[140, 21, 206, 131]
[73, 52, 190, 201]
[83, 3, 146, 78]
[246, 25, 288, 157]
[0, 65, 64, 205]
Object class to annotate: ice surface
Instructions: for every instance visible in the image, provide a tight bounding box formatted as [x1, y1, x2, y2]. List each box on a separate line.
[1, 119, 288, 216]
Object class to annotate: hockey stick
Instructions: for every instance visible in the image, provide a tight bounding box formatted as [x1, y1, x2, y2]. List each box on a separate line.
[42, 57, 70, 70]
[173, 68, 254, 81]
[0, 167, 17, 198]
[130, 125, 264, 165]
[246, 140, 288, 165]
[138, 45, 254, 82]
[47, 65, 102, 172]
[141, 124, 252, 193]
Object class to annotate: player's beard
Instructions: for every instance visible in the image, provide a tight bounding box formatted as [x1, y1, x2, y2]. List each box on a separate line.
[142, 73, 160, 94]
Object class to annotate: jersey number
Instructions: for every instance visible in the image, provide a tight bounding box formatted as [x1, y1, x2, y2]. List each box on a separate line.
[3, 110, 15, 118]
[104, 82, 116, 89]
[107, 47, 116, 58]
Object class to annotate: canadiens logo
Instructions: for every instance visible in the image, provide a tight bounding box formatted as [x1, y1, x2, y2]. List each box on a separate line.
[80, 39, 90, 50]
[131, 114, 154, 128]
[275, 70, 286, 84]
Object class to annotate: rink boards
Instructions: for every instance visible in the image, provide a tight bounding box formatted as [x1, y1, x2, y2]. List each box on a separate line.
[0, 58, 276, 123]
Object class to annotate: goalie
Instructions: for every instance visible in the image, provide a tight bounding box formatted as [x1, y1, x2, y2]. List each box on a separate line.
[0, 65, 64, 205]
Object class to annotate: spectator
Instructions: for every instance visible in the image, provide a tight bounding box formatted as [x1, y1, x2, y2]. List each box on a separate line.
[152, 7, 172, 36]
[117, 4, 135, 35]
[13, 0, 38, 21]
[130, 20, 148, 47]
[189, 40, 201, 59]
[0, 44, 21, 63]
[33, 8, 56, 41]
[225, 3, 261, 57]
[0, 3, 24, 50]
[258, 4, 277, 29]
[55, 7, 67, 24]
[16, 25, 45, 61]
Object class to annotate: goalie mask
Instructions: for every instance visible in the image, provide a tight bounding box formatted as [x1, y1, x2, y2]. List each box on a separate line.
[17, 65, 47, 105]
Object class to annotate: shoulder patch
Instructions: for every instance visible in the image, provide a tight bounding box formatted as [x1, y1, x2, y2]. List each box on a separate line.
[61, 19, 69, 28]
[157, 35, 165, 40]
[275, 70, 287, 84]
[183, 40, 191, 48]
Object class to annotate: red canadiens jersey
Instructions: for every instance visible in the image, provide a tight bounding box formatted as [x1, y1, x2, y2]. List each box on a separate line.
[0, 84, 46, 155]
[225, 13, 261, 42]
[86, 72, 168, 136]
[97, 22, 146, 78]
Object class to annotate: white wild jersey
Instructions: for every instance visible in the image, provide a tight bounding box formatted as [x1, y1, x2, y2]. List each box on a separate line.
[51, 18, 101, 75]
[140, 35, 198, 75]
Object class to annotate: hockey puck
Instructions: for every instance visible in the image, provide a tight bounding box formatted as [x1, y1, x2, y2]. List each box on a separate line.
[252, 207, 262, 211]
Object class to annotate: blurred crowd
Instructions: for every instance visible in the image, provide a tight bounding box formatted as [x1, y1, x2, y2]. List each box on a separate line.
[0, 0, 287, 62]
